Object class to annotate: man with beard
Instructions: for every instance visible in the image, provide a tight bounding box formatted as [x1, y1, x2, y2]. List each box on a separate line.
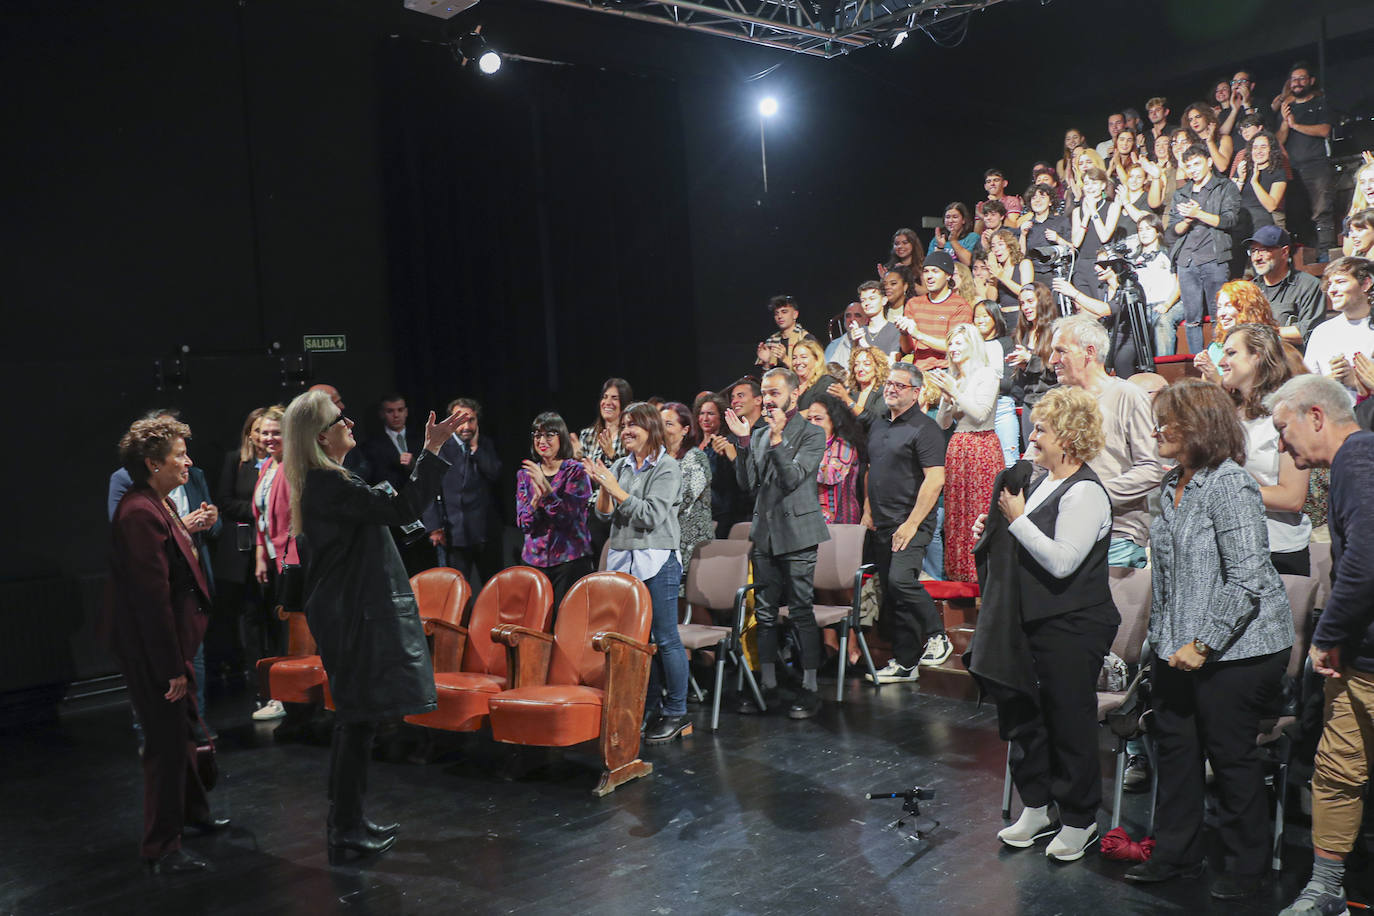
[726, 366, 829, 720]
[1275, 62, 1336, 252]
[1248, 226, 1326, 346]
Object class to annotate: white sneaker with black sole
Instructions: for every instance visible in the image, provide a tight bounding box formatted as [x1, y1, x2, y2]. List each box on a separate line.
[997, 806, 1059, 848]
[919, 633, 954, 667]
[252, 699, 286, 721]
[865, 660, 919, 683]
[1045, 823, 1099, 862]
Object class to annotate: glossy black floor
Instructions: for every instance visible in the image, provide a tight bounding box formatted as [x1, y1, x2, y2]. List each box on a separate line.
[0, 673, 1345, 916]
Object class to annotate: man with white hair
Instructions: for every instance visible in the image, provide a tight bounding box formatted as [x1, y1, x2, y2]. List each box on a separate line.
[1049, 315, 1166, 791]
[1269, 374, 1373, 916]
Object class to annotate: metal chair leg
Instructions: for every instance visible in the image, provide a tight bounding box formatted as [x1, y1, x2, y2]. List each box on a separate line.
[836, 627, 848, 703]
[854, 627, 880, 690]
[737, 651, 766, 710]
[689, 674, 706, 703]
[1001, 743, 1014, 820]
[711, 642, 728, 731]
[1111, 738, 1126, 830]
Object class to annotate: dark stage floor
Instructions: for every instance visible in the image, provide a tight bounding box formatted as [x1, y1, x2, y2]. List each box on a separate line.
[0, 675, 1335, 915]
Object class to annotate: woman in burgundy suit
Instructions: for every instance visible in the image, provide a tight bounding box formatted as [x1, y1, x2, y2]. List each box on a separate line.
[106, 416, 228, 874]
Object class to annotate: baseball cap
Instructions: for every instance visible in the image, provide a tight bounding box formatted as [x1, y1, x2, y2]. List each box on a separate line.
[1245, 225, 1291, 248]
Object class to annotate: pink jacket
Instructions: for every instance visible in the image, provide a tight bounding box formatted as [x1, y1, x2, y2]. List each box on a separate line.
[252, 459, 299, 569]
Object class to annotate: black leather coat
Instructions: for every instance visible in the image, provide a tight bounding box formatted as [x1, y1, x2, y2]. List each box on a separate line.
[299, 451, 448, 722]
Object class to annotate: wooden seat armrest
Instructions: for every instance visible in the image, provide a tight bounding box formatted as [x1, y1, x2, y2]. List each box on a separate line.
[492, 624, 555, 647]
[494, 624, 554, 688]
[423, 618, 467, 637]
[592, 631, 657, 657]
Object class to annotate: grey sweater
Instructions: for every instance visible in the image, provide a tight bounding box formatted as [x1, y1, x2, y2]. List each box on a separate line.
[1148, 459, 1292, 662]
[596, 450, 683, 551]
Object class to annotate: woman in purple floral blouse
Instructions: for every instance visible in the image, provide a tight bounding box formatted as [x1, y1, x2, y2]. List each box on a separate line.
[516, 412, 593, 613]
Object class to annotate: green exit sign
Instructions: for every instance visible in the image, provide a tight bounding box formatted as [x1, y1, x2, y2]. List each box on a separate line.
[303, 334, 347, 353]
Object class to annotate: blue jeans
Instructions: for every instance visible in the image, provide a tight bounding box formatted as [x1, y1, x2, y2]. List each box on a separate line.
[922, 506, 946, 579]
[1108, 538, 1148, 569]
[1152, 302, 1183, 357]
[994, 396, 1020, 467]
[643, 553, 688, 718]
[1177, 261, 1229, 354]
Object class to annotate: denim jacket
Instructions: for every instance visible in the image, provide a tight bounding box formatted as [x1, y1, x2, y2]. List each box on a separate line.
[1148, 459, 1292, 662]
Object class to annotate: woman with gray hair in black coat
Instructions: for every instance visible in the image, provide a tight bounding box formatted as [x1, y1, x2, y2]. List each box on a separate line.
[283, 389, 464, 864]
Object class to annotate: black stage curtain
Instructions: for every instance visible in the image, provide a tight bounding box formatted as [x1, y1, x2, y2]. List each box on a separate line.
[376, 40, 700, 518]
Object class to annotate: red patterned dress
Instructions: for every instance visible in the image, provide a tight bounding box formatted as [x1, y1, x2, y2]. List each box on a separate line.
[938, 366, 1003, 582]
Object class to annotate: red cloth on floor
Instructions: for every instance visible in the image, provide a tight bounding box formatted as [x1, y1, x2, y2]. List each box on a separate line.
[1099, 826, 1155, 862]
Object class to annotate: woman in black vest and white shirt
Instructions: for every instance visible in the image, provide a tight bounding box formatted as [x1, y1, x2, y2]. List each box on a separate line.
[978, 386, 1119, 863]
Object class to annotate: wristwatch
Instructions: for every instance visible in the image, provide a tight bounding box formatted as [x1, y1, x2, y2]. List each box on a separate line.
[1191, 638, 1211, 657]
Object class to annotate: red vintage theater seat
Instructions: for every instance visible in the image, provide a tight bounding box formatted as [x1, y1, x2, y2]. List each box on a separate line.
[262, 567, 469, 710]
[486, 571, 656, 796]
[406, 566, 553, 733]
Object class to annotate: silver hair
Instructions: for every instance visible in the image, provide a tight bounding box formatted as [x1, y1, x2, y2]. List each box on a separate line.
[888, 361, 923, 387]
[1052, 315, 1110, 365]
[1262, 373, 1356, 424]
[762, 365, 799, 392]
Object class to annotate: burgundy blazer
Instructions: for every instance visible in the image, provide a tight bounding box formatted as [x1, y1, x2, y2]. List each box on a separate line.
[252, 458, 300, 569]
[105, 486, 212, 683]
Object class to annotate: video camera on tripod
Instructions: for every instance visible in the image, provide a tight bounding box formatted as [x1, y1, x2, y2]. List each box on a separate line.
[1029, 242, 1078, 316]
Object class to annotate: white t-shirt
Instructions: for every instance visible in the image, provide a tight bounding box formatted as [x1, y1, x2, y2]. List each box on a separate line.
[1241, 415, 1312, 554]
[1303, 313, 1374, 390]
[1008, 474, 1113, 578]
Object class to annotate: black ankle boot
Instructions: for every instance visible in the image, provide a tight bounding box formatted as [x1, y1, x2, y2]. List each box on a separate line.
[327, 824, 396, 865]
[363, 818, 399, 839]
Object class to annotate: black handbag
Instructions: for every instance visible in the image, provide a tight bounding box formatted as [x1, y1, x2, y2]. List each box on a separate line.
[276, 561, 304, 614]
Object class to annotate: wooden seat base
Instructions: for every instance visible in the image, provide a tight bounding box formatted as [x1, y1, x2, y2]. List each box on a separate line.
[594, 759, 652, 797]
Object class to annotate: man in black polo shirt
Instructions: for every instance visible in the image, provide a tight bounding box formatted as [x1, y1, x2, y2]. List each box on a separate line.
[862, 362, 950, 683]
[1248, 226, 1327, 346]
[1169, 144, 1241, 354]
[1275, 61, 1336, 252]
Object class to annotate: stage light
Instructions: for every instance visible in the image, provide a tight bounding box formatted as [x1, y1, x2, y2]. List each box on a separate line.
[758, 96, 778, 118]
[454, 26, 502, 75]
[891, 30, 909, 49]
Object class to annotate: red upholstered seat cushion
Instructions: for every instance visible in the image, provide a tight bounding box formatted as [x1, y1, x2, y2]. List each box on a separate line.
[1152, 354, 1192, 364]
[488, 685, 605, 747]
[405, 672, 507, 731]
[923, 580, 980, 600]
[268, 655, 327, 704]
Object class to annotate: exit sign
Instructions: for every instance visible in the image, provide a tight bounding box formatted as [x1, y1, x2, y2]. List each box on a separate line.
[304, 334, 347, 353]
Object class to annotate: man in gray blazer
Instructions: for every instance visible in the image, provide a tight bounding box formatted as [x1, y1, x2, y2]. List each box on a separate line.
[727, 366, 831, 719]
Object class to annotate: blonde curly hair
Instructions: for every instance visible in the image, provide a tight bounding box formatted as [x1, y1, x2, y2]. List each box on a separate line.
[1030, 387, 1105, 463]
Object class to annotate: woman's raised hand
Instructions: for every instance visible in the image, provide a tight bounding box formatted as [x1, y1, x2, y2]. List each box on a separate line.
[723, 408, 751, 438]
[424, 409, 464, 454]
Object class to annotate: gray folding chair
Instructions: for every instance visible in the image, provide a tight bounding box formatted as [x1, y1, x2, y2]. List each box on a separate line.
[678, 539, 765, 730]
[728, 521, 752, 541]
[810, 524, 880, 701]
[1260, 573, 1321, 871]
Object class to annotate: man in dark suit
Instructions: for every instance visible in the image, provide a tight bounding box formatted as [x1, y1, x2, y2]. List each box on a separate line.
[728, 366, 830, 720]
[422, 398, 501, 592]
[363, 394, 424, 492]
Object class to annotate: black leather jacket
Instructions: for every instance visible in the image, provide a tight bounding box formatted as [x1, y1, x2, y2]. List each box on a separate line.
[299, 451, 449, 722]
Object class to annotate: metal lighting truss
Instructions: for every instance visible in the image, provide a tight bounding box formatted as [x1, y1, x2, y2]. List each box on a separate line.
[530, 0, 1009, 58]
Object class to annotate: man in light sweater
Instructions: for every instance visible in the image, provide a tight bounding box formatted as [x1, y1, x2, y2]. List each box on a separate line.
[1049, 315, 1166, 567]
[1303, 257, 1374, 395]
[1268, 374, 1374, 916]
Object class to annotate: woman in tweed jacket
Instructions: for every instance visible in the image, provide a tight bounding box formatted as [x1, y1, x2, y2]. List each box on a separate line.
[1125, 379, 1292, 900]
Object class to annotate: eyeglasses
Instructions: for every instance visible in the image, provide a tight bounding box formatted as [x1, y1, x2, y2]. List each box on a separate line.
[323, 414, 349, 433]
[883, 380, 916, 391]
[531, 432, 559, 441]
[1151, 422, 1170, 437]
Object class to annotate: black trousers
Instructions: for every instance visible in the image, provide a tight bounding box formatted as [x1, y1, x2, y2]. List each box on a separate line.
[871, 529, 943, 669]
[1000, 607, 1118, 828]
[1290, 158, 1337, 250]
[1151, 648, 1288, 875]
[328, 720, 377, 830]
[542, 556, 594, 619]
[751, 546, 820, 670]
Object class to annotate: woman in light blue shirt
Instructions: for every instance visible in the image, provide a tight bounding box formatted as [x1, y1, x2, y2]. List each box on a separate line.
[583, 402, 689, 745]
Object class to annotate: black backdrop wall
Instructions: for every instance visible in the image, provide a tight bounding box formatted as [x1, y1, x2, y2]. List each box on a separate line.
[3, 0, 1374, 705]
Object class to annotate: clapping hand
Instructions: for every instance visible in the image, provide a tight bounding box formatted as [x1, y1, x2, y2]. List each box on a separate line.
[1330, 354, 1358, 388]
[424, 408, 465, 454]
[826, 381, 851, 403]
[1193, 350, 1219, 383]
[1352, 353, 1374, 396]
[1281, 100, 1294, 126]
[723, 408, 751, 438]
[596, 425, 617, 458]
[1177, 199, 1201, 220]
[1006, 345, 1030, 368]
[1236, 158, 1249, 183]
[580, 456, 613, 490]
[764, 406, 788, 443]
[521, 459, 552, 505]
[708, 434, 737, 460]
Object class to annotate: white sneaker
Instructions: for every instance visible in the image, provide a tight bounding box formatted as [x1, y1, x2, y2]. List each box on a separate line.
[865, 660, 919, 684]
[997, 806, 1058, 848]
[1045, 823, 1098, 862]
[919, 634, 954, 667]
[252, 699, 286, 721]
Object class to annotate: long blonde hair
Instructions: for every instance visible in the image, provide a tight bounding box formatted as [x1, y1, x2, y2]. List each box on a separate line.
[283, 390, 349, 537]
[947, 323, 992, 379]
